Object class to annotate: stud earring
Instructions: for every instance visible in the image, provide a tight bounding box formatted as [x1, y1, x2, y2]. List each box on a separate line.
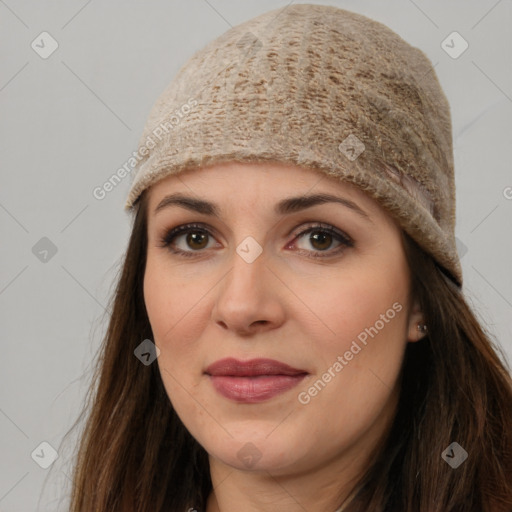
[417, 323, 428, 334]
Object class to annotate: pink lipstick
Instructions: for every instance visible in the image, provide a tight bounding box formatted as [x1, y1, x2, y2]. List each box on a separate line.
[205, 357, 308, 403]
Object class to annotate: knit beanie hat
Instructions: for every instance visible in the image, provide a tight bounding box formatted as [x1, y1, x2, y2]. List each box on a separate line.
[124, 3, 463, 289]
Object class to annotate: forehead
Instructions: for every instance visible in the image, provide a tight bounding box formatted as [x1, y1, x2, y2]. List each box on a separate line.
[146, 161, 382, 216]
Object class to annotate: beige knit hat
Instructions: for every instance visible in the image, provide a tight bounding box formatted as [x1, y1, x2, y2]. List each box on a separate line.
[125, 3, 463, 288]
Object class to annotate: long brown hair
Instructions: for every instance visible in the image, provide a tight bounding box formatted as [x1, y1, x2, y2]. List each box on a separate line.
[66, 189, 512, 512]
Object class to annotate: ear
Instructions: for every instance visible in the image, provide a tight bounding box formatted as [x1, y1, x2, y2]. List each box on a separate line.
[406, 297, 427, 342]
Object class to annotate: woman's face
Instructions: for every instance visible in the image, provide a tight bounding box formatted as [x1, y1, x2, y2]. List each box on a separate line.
[144, 161, 425, 478]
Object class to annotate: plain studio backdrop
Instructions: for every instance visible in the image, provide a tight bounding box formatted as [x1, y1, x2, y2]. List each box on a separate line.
[1, 1, 511, 510]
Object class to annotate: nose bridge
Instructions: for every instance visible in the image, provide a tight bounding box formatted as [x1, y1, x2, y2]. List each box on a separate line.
[212, 234, 285, 332]
[223, 236, 267, 299]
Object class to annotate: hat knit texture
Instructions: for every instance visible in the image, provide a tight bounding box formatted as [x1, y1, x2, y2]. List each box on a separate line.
[125, 3, 463, 288]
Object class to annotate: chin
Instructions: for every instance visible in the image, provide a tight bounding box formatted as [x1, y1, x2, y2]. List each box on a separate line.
[201, 430, 310, 474]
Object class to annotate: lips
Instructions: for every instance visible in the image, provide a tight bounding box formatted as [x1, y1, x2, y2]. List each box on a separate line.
[205, 357, 307, 377]
[205, 358, 308, 403]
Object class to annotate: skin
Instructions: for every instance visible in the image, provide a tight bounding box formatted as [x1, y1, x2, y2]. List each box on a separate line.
[143, 161, 426, 512]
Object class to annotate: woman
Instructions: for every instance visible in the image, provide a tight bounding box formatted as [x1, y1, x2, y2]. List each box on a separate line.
[67, 4, 512, 511]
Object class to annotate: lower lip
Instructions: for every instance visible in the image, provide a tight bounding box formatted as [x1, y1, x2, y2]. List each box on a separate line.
[209, 374, 307, 403]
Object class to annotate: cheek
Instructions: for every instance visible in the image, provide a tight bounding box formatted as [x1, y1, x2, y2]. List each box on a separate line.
[295, 259, 409, 401]
[144, 261, 206, 423]
[144, 254, 208, 345]
[299, 261, 408, 352]
[143, 257, 211, 396]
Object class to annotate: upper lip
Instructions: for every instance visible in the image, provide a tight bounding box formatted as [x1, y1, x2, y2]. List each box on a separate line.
[205, 357, 308, 377]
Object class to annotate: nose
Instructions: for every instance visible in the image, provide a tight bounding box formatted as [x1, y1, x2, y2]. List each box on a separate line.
[211, 243, 287, 337]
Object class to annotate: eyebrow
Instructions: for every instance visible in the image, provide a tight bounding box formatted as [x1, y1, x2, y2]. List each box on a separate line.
[153, 192, 373, 223]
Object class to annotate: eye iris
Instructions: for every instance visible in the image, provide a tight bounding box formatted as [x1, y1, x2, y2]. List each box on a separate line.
[187, 231, 208, 249]
[310, 231, 332, 250]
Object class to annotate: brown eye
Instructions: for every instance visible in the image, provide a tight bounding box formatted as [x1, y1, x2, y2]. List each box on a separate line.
[308, 231, 333, 251]
[159, 223, 218, 256]
[186, 231, 209, 250]
[291, 223, 354, 259]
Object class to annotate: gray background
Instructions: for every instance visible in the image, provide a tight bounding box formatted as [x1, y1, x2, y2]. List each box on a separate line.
[1, 1, 511, 510]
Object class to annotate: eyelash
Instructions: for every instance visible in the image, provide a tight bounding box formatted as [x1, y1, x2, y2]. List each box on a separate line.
[158, 222, 354, 259]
